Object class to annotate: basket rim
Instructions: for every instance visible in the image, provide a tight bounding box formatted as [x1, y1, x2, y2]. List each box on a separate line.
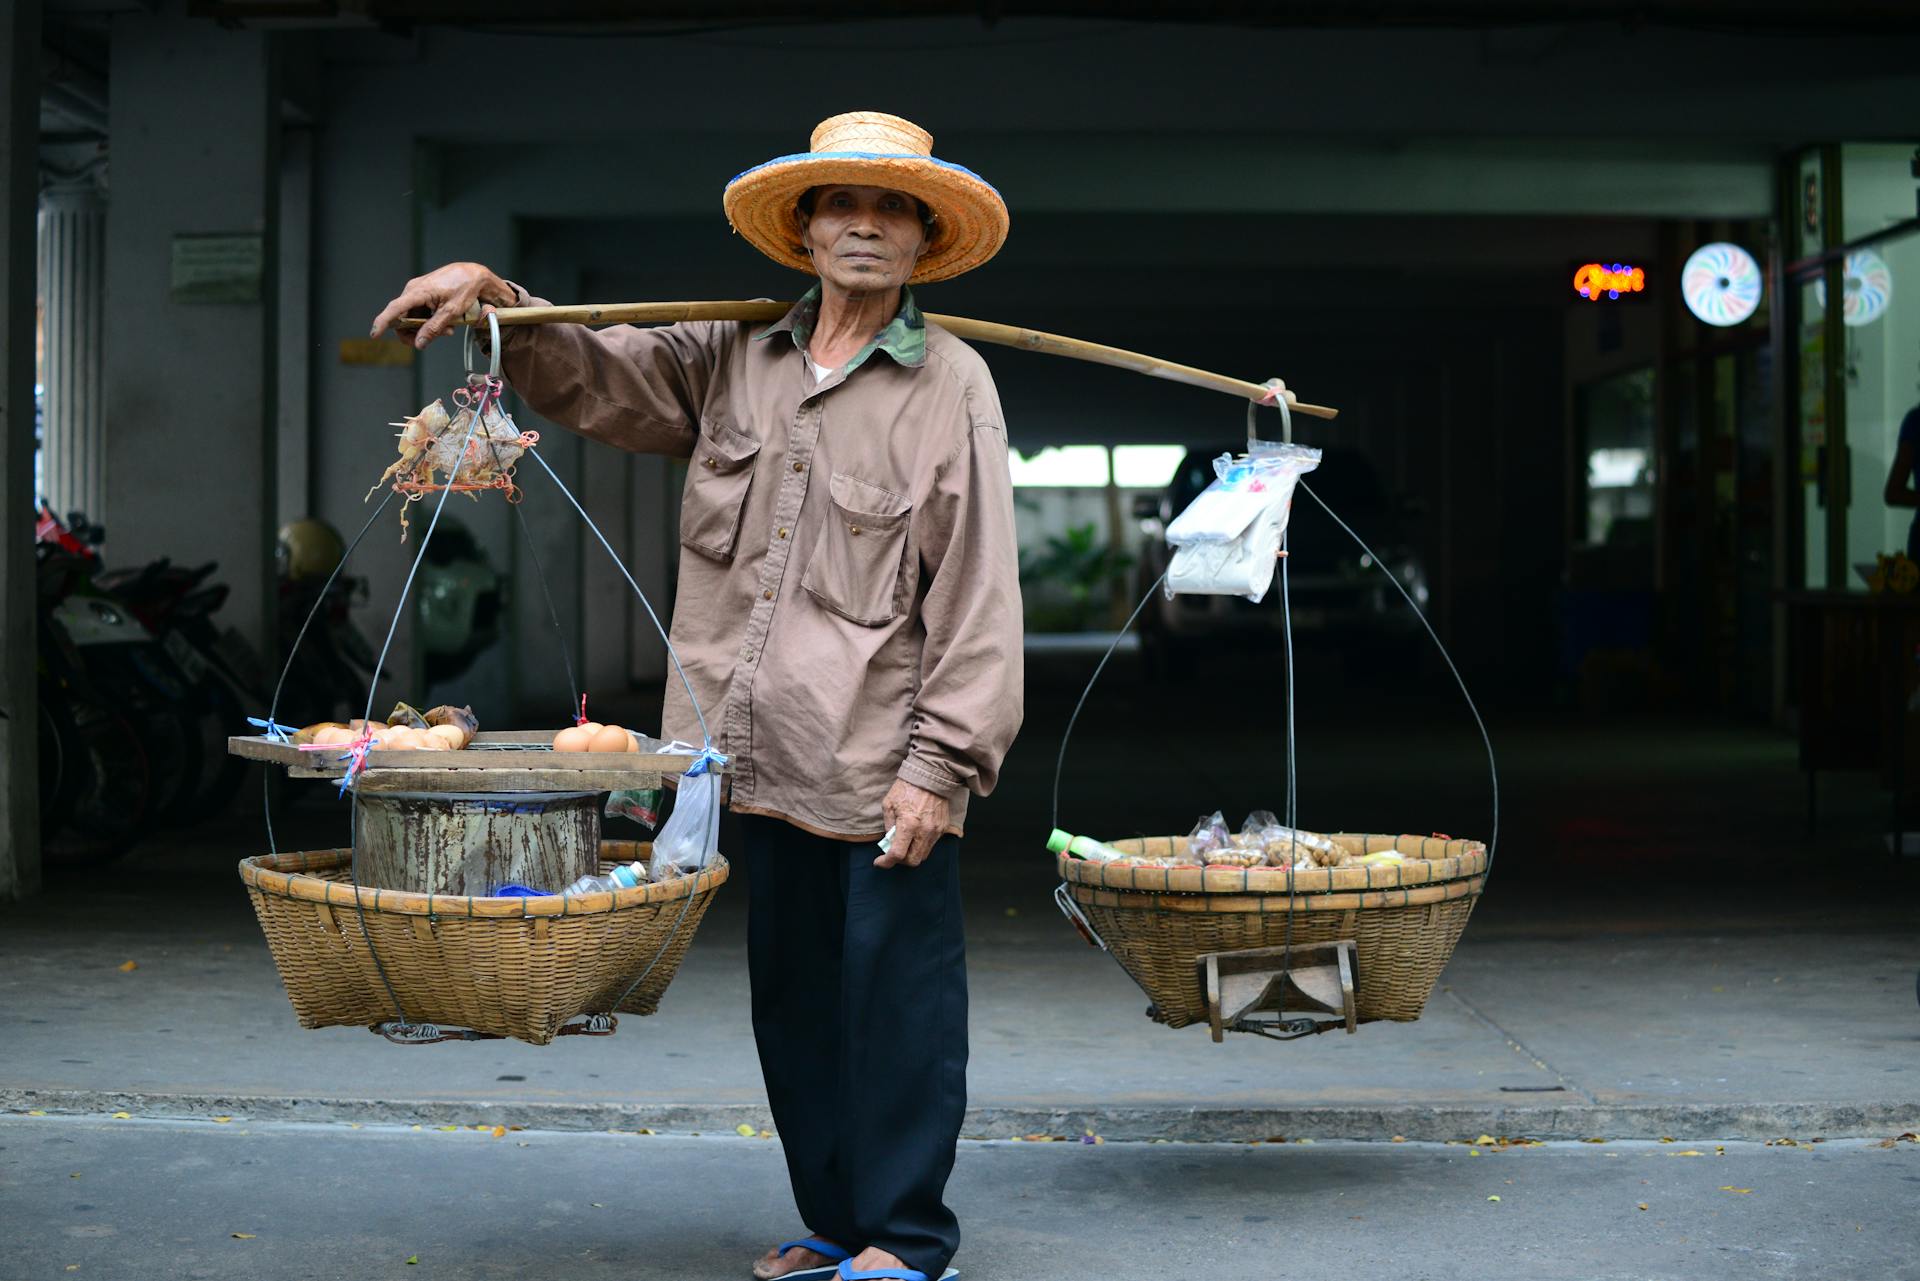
[1057, 832, 1487, 894]
[1068, 873, 1485, 914]
[238, 840, 728, 917]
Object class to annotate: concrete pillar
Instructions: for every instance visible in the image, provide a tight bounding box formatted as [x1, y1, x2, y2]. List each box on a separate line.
[103, 14, 277, 653]
[36, 183, 107, 525]
[1, 0, 44, 900]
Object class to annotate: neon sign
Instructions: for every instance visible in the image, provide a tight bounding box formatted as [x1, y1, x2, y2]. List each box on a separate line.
[1573, 262, 1646, 301]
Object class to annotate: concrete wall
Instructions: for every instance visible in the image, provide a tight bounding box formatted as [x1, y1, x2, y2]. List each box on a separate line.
[102, 14, 277, 652]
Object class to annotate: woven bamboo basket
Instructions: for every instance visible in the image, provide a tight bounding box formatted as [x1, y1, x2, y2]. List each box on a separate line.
[1058, 833, 1486, 1029]
[240, 840, 726, 1045]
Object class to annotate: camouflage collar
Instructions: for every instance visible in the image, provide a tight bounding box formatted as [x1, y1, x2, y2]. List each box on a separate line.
[757, 284, 927, 374]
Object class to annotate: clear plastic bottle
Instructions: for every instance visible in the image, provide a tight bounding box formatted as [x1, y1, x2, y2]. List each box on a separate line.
[1046, 828, 1125, 863]
[562, 861, 648, 894]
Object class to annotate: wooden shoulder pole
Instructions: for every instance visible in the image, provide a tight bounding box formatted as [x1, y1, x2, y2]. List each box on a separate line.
[405, 302, 1339, 421]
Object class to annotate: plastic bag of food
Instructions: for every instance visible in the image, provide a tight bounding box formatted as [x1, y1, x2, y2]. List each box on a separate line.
[1180, 811, 1229, 865]
[648, 746, 726, 878]
[1204, 811, 1272, 868]
[1164, 443, 1321, 602]
[1259, 820, 1344, 868]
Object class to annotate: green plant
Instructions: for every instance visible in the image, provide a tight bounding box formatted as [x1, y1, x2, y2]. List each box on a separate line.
[1019, 521, 1134, 632]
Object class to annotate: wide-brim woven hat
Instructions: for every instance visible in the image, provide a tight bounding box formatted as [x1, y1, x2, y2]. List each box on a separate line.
[723, 111, 1008, 285]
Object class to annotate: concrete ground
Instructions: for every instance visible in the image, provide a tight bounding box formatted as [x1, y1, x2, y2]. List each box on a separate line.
[4, 674, 1917, 1142]
[5, 1114, 1917, 1281]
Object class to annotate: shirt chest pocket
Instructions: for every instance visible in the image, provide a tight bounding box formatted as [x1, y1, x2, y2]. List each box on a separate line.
[680, 420, 763, 560]
[801, 472, 913, 627]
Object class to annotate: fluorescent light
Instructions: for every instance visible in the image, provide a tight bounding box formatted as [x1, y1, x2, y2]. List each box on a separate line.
[1112, 445, 1187, 488]
[1588, 448, 1648, 489]
[1009, 446, 1111, 488]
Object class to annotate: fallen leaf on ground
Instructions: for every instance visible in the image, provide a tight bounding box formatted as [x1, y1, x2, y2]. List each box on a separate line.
[436, 1125, 458, 1132]
[28, 1110, 45, 1117]
[118, 961, 137, 972]
[1670, 1150, 1705, 1157]
[1582, 1137, 1606, 1144]
[212, 1116, 232, 1124]
[736, 1124, 756, 1137]
[1720, 1186, 1753, 1194]
[69, 1173, 79, 1179]
[1487, 1195, 1501, 1202]
[231, 1233, 255, 1240]
[1475, 1135, 1498, 1146]
[66, 1266, 78, 1272]
[1637, 1203, 1649, 1211]
[405, 1256, 418, 1266]
[636, 1128, 654, 1136]
[759, 1129, 774, 1139]
[110, 1112, 130, 1120]
[591, 1203, 604, 1208]
[1391, 1135, 1406, 1143]
[1468, 1149, 1482, 1156]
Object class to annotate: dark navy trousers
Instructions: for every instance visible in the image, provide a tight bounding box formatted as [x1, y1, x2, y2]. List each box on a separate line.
[742, 814, 968, 1279]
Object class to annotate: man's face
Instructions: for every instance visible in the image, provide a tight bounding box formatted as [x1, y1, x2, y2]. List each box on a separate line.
[800, 185, 928, 297]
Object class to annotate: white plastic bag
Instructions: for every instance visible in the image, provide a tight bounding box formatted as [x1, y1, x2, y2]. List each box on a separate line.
[1165, 443, 1321, 602]
[649, 745, 726, 878]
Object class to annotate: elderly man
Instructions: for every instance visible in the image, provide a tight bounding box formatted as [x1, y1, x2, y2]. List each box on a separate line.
[372, 112, 1022, 1281]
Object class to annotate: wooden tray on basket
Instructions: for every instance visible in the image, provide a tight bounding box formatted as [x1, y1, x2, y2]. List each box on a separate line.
[1057, 833, 1487, 1032]
[228, 729, 719, 794]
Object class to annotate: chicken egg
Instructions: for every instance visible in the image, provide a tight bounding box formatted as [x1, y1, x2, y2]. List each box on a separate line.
[553, 725, 595, 753]
[588, 724, 632, 753]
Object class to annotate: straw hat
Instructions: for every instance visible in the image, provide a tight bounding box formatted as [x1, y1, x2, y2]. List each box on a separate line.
[723, 111, 1008, 285]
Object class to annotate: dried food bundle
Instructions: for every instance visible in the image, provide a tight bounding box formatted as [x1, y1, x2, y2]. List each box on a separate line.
[366, 375, 539, 539]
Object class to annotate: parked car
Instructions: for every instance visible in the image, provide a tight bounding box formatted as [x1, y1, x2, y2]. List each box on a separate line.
[1132, 444, 1431, 675]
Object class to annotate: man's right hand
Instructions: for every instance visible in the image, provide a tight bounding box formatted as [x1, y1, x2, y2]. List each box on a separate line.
[370, 262, 517, 350]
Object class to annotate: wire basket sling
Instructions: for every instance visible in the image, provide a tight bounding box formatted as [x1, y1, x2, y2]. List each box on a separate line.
[1050, 389, 1500, 1041]
[240, 314, 725, 1046]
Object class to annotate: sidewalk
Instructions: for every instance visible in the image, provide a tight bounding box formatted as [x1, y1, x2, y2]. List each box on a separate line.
[9, 1117, 1916, 1281]
[4, 702, 1917, 1142]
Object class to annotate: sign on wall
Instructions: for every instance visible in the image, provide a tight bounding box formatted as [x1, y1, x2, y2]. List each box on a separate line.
[169, 233, 264, 304]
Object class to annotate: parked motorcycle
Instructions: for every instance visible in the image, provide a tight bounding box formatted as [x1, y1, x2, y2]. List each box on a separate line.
[93, 555, 268, 819]
[34, 507, 164, 864]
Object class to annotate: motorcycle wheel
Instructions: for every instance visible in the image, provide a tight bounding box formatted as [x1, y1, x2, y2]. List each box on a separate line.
[42, 701, 153, 868]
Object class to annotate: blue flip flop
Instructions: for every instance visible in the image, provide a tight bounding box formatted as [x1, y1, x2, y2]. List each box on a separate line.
[766, 1237, 852, 1280]
[835, 1261, 959, 1281]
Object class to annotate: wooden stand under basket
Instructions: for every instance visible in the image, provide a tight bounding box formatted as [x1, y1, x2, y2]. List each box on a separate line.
[1056, 833, 1486, 1041]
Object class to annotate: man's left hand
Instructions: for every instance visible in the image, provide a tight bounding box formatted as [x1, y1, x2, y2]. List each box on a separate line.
[876, 779, 950, 869]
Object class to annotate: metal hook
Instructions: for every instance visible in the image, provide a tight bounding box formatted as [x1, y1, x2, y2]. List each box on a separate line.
[1247, 378, 1293, 449]
[460, 309, 504, 382]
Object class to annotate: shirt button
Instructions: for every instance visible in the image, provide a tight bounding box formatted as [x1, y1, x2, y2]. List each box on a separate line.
[792, 462, 805, 473]
[703, 457, 717, 469]
[777, 528, 789, 539]
[849, 525, 862, 535]
[762, 589, 774, 600]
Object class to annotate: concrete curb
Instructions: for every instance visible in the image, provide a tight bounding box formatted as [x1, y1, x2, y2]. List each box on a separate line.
[5, 1087, 1915, 1142]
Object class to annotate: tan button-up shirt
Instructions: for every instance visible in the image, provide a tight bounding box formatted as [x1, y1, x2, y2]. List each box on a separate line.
[500, 285, 1024, 841]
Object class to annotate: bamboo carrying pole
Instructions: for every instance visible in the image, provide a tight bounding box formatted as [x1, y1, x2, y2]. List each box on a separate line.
[403, 301, 1339, 420]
